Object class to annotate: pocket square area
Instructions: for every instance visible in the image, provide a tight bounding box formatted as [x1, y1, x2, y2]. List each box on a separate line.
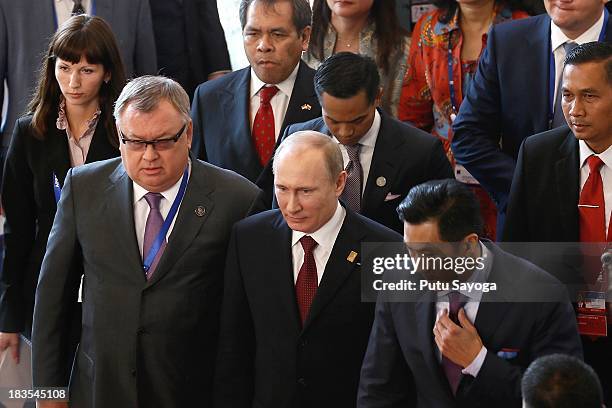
[384, 193, 401, 202]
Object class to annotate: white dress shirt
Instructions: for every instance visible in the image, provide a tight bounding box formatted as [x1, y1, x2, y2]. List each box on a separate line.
[291, 202, 346, 284]
[133, 162, 191, 257]
[333, 109, 381, 195]
[435, 243, 492, 377]
[54, 0, 92, 26]
[550, 10, 605, 109]
[249, 63, 299, 141]
[579, 141, 612, 237]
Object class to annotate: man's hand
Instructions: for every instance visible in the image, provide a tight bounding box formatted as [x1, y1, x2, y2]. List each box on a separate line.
[434, 308, 483, 368]
[37, 401, 68, 408]
[0, 332, 20, 363]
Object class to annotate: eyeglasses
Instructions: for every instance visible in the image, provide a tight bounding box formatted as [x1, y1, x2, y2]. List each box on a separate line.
[119, 124, 187, 151]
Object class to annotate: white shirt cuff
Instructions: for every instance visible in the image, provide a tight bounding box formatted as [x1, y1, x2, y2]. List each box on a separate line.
[462, 346, 487, 377]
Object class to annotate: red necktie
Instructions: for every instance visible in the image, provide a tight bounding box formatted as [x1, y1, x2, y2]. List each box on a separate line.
[579, 155, 608, 242]
[296, 236, 318, 325]
[253, 85, 279, 166]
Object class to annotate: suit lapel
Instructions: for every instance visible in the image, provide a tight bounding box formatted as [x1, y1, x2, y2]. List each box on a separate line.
[271, 213, 303, 333]
[302, 211, 364, 331]
[526, 15, 552, 132]
[103, 163, 144, 280]
[47, 126, 72, 188]
[362, 112, 398, 215]
[280, 61, 319, 135]
[146, 160, 215, 287]
[85, 120, 119, 164]
[221, 69, 263, 179]
[555, 131, 580, 240]
[415, 290, 451, 393]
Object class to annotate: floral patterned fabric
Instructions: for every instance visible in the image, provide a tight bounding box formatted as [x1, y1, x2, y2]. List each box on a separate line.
[304, 23, 411, 118]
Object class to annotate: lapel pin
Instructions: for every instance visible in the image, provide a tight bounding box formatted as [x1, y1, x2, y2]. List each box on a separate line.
[347, 251, 358, 263]
[376, 176, 386, 187]
[194, 206, 206, 217]
[301, 103, 312, 111]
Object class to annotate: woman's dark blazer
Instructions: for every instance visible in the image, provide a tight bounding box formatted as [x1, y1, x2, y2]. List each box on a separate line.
[0, 114, 119, 339]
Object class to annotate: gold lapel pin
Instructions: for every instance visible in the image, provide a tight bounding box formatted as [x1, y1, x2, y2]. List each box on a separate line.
[301, 103, 312, 111]
[376, 176, 386, 187]
[347, 251, 358, 263]
[194, 206, 206, 217]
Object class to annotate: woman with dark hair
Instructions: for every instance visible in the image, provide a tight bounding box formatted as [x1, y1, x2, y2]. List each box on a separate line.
[0, 14, 126, 363]
[305, 0, 410, 117]
[399, 0, 529, 239]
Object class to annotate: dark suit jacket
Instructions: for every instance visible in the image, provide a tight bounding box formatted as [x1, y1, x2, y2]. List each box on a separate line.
[31, 158, 266, 407]
[190, 61, 322, 203]
[150, 0, 231, 99]
[502, 126, 612, 405]
[281, 111, 454, 233]
[0, 115, 118, 338]
[451, 12, 612, 211]
[214, 208, 402, 408]
[357, 243, 582, 408]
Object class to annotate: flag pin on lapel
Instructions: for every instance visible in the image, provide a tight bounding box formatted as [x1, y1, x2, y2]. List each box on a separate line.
[301, 103, 312, 111]
[195, 206, 206, 217]
[347, 251, 358, 263]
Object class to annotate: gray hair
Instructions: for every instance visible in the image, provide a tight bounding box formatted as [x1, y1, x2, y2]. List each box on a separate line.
[113, 75, 190, 123]
[273, 130, 344, 181]
[239, 0, 312, 33]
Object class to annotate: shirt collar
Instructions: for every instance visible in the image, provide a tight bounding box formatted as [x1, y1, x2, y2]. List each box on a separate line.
[56, 97, 101, 139]
[579, 140, 612, 170]
[551, 9, 605, 51]
[332, 109, 381, 148]
[436, 241, 493, 302]
[132, 160, 191, 205]
[291, 201, 346, 250]
[250, 62, 300, 100]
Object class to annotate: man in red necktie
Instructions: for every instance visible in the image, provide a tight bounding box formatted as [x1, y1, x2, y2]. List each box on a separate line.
[504, 41, 612, 404]
[214, 131, 402, 408]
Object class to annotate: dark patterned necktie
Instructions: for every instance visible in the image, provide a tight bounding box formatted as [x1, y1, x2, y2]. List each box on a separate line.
[340, 143, 363, 212]
[441, 291, 467, 395]
[72, 0, 85, 15]
[295, 236, 318, 325]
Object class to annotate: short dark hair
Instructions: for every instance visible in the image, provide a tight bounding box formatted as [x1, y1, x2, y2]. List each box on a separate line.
[522, 354, 603, 408]
[239, 0, 312, 33]
[564, 41, 612, 85]
[397, 179, 483, 242]
[313, 52, 380, 105]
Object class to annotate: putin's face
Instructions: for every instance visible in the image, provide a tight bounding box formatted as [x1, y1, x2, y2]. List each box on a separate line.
[275, 147, 345, 233]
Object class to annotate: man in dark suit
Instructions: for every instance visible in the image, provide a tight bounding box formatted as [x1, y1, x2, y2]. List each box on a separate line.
[190, 0, 321, 204]
[504, 42, 612, 404]
[214, 131, 402, 407]
[150, 0, 232, 100]
[31, 76, 266, 408]
[281, 53, 453, 234]
[451, 0, 611, 218]
[358, 179, 582, 408]
[0, 0, 157, 164]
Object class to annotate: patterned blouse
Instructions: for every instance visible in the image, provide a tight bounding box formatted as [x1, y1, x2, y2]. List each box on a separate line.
[303, 23, 411, 118]
[398, 6, 528, 164]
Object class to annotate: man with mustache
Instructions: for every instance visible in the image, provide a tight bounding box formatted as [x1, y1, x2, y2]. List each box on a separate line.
[190, 0, 321, 206]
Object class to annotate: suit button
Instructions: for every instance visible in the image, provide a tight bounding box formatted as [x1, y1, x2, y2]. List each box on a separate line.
[297, 378, 307, 387]
[137, 328, 147, 335]
[131, 369, 137, 377]
[300, 339, 307, 347]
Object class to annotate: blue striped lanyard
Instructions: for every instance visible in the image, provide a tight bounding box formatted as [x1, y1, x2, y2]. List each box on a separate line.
[52, 172, 62, 203]
[142, 167, 189, 273]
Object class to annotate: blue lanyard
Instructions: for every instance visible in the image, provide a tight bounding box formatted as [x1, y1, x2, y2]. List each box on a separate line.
[142, 167, 189, 273]
[548, 8, 609, 127]
[447, 31, 459, 118]
[52, 172, 62, 203]
[52, 0, 97, 29]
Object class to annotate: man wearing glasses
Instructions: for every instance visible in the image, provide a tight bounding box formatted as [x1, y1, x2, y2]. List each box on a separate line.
[31, 76, 266, 408]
